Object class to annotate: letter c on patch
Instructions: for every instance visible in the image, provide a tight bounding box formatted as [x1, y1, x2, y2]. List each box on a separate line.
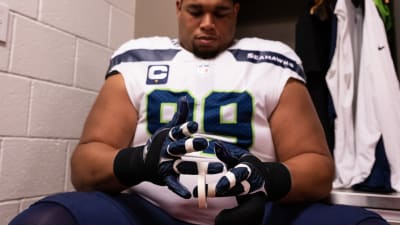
[147, 65, 169, 84]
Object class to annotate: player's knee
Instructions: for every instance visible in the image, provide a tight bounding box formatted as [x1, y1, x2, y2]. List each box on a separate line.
[9, 202, 78, 225]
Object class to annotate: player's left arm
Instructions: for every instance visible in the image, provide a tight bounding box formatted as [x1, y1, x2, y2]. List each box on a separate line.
[270, 78, 334, 202]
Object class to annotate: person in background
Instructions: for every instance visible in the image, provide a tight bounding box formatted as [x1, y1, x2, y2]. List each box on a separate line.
[8, 0, 389, 224]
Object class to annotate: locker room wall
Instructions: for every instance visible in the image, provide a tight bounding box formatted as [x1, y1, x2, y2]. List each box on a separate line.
[0, 0, 135, 224]
[134, 0, 304, 48]
[236, 1, 304, 49]
[135, 0, 178, 38]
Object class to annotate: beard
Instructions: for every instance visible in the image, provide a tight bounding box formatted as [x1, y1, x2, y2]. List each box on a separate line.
[191, 41, 221, 59]
[192, 47, 220, 59]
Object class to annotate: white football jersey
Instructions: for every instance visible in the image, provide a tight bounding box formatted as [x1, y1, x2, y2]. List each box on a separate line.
[108, 36, 305, 225]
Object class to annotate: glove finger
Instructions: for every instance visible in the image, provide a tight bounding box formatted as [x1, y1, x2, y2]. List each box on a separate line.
[215, 192, 267, 225]
[215, 179, 250, 196]
[214, 141, 252, 167]
[167, 137, 208, 156]
[174, 160, 224, 174]
[164, 175, 191, 199]
[207, 162, 225, 174]
[214, 141, 240, 168]
[193, 182, 248, 197]
[144, 128, 170, 166]
[167, 96, 189, 127]
[169, 121, 198, 140]
[214, 164, 251, 193]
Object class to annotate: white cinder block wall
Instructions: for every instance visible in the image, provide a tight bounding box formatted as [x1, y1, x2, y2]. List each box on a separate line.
[0, 0, 135, 224]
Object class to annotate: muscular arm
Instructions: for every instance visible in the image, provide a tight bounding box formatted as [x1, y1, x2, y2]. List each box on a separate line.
[71, 74, 137, 193]
[270, 79, 334, 202]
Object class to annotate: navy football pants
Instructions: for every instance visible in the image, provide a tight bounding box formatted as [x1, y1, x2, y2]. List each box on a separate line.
[9, 191, 389, 225]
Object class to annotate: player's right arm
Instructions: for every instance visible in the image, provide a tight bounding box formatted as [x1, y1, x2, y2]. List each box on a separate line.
[70, 74, 138, 193]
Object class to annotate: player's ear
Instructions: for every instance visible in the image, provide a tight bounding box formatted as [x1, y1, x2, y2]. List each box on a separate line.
[233, 2, 240, 16]
[176, 0, 182, 11]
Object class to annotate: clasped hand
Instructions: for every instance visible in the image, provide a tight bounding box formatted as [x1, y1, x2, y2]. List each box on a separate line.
[193, 141, 266, 198]
[143, 97, 266, 201]
[142, 96, 223, 199]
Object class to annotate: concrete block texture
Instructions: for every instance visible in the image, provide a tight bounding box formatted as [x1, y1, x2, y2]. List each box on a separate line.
[0, 138, 68, 201]
[0, 73, 30, 136]
[0, 0, 39, 18]
[40, 0, 110, 45]
[11, 16, 76, 85]
[0, 0, 135, 222]
[29, 81, 96, 138]
[0, 201, 19, 225]
[110, 7, 135, 49]
[76, 40, 113, 91]
[0, 13, 13, 71]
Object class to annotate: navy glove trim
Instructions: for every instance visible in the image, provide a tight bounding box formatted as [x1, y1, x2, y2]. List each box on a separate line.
[240, 156, 291, 201]
[113, 146, 146, 187]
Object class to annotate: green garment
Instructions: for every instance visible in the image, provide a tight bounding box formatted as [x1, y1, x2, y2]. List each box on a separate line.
[373, 0, 393, 31]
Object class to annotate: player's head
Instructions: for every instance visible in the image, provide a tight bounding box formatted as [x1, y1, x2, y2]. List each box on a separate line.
[176, 0, 240, 59]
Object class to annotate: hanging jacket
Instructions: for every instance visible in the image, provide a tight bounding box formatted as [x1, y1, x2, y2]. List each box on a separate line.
[327, 0, 400, 191]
